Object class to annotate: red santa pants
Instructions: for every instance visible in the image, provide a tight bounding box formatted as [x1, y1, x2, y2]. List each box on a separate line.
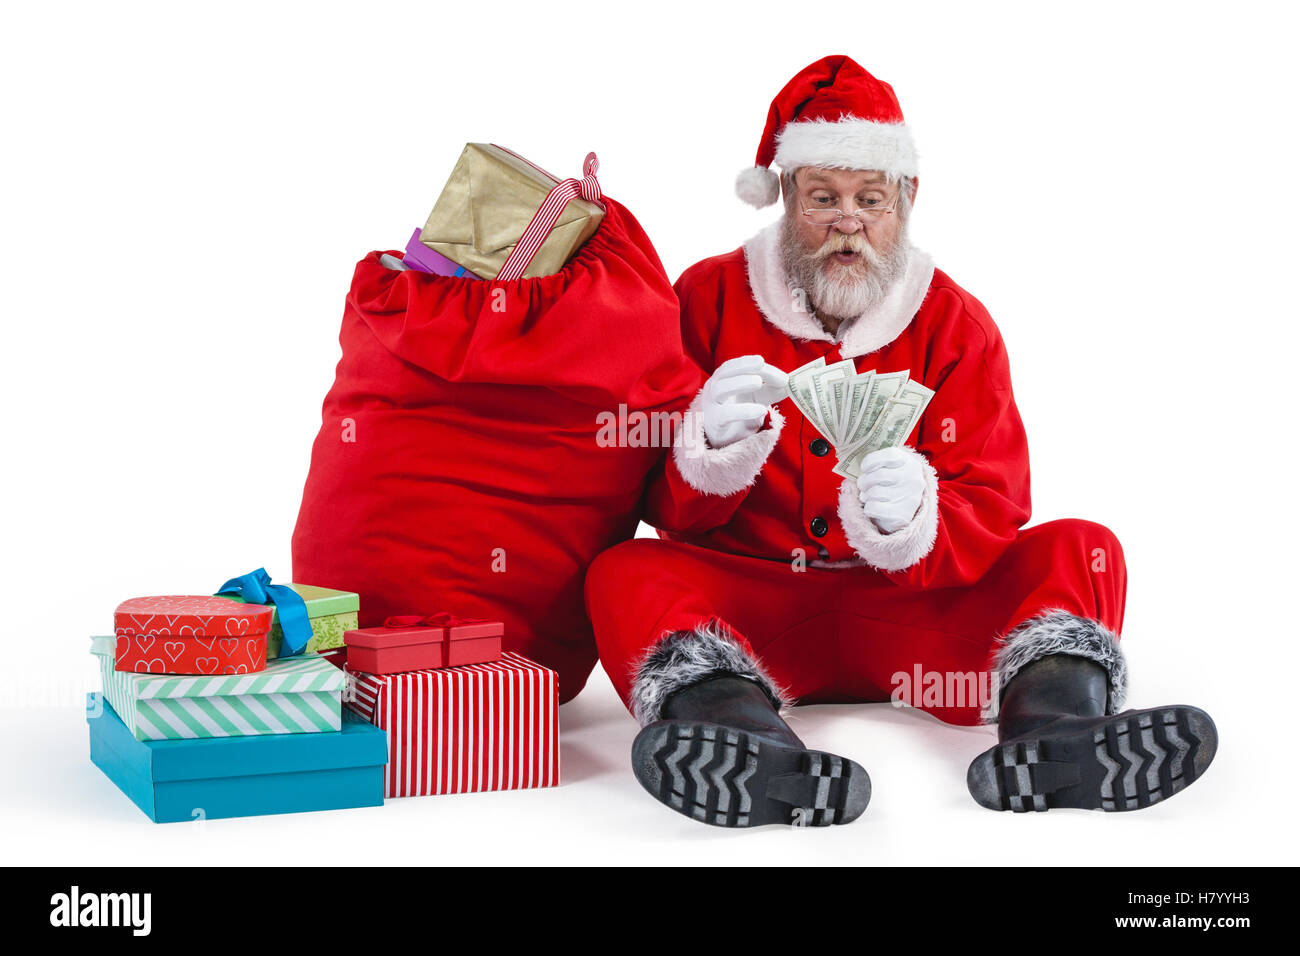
[585, 519, 1125, 726]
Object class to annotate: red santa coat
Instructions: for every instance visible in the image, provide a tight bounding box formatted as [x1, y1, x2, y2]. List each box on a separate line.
[585, 222, 1127, 725]
[648, 221, 1030, 580]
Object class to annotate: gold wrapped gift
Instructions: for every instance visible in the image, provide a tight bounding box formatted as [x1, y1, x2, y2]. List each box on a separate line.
[419, 143, 605, 280]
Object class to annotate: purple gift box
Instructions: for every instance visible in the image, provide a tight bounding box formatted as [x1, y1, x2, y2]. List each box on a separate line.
[402, 229, 480, 279]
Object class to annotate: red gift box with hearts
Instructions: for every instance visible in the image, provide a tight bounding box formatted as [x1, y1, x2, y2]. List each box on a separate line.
[113, 595, 274, 675]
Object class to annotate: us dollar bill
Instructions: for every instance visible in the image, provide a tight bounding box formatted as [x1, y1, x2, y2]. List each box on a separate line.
[838, 371, 875, 446]
[834, 382, 934, 479]
[829, 379, 847, 440]
[787, 358, 933, 470]
[893, 379, 935, 413]
[840, 369, 909, 450]
[833, 398, 920, 478]
[787, 357, 828, 434]
[808, 360, 855, 442]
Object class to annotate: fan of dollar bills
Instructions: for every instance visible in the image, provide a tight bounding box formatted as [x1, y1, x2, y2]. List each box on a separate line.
[787, 357, 934, 479]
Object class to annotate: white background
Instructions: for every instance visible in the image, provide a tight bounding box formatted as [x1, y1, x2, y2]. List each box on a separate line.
[3, 0, 1297, 864]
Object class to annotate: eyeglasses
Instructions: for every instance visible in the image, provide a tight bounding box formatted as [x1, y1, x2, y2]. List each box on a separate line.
[802, 192, 900, 226]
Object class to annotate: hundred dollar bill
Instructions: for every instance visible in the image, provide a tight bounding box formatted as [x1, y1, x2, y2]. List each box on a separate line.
[829, 379, 847, 441]
[868, 382, 932, 450]
[838, 371, 875, 446]
[833, 397, 922, 479]
[893, 379, 935, 413]
[840, 369, 909, 450]
[808, 360, 855, 443]
[787, 357, 829, 435]
[834, 382, 933, 479]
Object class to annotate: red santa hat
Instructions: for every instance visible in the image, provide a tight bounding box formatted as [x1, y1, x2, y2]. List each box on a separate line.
[735, 55, 919, 208]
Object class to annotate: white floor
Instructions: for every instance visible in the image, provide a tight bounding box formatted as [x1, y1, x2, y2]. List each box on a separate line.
[2, 656, 1281, 866]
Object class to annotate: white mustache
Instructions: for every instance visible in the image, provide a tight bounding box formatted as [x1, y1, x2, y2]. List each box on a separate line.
[814, 233, 870, 259]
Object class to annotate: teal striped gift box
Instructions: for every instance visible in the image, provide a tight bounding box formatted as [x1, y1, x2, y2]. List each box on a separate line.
[90, 636, 345, 741]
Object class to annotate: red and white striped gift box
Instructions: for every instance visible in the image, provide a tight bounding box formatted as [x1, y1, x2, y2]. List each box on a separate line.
[345, 652, 559, 798]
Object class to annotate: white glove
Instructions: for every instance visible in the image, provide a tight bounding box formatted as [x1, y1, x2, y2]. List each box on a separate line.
[701, 354, 789, 449]
[856, 447, 926, 534]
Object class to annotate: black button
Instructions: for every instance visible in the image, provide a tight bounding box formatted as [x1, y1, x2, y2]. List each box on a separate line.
[809, 438, 831, 457]
[809, 516, 828, 538]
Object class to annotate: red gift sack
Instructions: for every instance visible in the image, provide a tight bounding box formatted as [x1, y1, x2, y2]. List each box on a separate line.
[291, 194, 700, 702]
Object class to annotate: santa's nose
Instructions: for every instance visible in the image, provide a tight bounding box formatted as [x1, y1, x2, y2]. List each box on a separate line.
[834, 215, 863, 234]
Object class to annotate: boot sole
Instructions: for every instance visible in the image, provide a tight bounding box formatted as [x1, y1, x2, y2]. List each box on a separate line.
[967, 705, 1218, 812]
[631, 720, 871, 828]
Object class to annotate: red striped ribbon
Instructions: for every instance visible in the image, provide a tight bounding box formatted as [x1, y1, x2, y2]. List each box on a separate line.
[495, 152, 601, 281]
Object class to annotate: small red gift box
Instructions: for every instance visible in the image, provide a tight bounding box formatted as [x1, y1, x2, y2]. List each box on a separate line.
[113, 595, 274, 675]
[346, 621, 445, 675]
[344, 614, 503, 675]
[444, 617, 503, 667]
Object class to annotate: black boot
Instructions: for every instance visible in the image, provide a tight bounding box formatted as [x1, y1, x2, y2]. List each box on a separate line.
[631, 675, 871, 828]
[967, 654, 1218, 812]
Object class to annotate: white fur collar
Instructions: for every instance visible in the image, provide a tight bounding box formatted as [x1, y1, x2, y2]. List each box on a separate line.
[741, 221, 935, 359]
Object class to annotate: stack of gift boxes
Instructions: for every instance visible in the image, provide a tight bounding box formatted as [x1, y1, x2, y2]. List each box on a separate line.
[88, 577, 559, 822]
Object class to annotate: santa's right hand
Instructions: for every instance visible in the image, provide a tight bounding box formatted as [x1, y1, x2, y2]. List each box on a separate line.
[701, 354, 786, 448]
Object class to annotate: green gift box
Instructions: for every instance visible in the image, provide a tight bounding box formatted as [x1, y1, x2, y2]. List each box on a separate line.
[220, 584, 359, 659]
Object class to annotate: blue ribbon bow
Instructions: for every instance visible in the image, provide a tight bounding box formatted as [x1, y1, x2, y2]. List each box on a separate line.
[215, 568, 312, 657]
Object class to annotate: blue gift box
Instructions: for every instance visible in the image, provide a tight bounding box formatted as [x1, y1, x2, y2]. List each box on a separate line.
[87, 693, 387, 822]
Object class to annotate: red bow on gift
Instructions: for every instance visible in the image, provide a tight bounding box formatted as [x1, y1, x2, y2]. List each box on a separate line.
[383, 613, 475, 628]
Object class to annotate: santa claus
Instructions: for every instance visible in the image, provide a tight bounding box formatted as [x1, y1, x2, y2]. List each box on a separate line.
[584, 55, 1217, 826]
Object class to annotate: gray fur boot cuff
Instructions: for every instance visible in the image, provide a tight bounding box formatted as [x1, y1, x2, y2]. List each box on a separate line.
[630, 621, 792, 727]
[984, 608, 1128, 723]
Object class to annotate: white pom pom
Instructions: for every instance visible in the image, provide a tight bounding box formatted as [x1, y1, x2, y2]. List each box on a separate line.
[734, 165, 780, 208]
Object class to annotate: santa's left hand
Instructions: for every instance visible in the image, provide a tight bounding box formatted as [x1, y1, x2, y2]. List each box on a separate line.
[856, 447, 926, 534]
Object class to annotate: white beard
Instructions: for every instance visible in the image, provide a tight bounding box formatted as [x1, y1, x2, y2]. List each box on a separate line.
[779, 217, 911, 326]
